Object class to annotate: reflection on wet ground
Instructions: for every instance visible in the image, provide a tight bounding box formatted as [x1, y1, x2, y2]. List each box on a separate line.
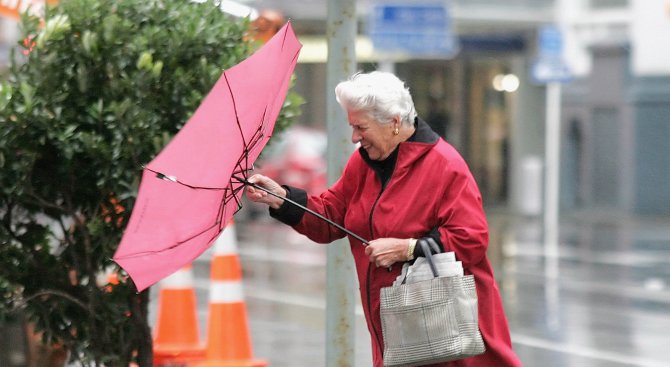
[490, 211, 670, 367]
[152, 209, 670, 367]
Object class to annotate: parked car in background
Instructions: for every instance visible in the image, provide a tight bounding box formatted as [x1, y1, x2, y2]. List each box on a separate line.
[241, 125, 327, 221]
[258, 125, 327, 194]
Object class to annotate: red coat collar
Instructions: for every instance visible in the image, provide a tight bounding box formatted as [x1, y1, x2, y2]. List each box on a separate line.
[359, 118, 440, 177]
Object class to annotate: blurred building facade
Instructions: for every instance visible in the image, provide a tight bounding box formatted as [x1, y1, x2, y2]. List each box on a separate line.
[2, 0, 668, 216]
[246, 0, 670, 216]
[557, 0, 670, 216]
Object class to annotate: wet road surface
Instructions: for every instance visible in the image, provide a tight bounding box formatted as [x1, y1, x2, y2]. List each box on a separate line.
[150, 209, 670, 367]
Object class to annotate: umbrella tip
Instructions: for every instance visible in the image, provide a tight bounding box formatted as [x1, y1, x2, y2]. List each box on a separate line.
[155, 172, 178, 182]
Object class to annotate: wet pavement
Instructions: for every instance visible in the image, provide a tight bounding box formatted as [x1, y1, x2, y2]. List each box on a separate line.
[151, 208, 670, 367]
[488, 210, 670, 367]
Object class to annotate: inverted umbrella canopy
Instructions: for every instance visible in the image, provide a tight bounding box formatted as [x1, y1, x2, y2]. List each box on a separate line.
[113, 22, 302, 291]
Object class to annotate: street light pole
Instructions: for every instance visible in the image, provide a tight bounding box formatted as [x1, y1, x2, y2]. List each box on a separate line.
[325, 0, 357, 366]
[544, 82, 561, 262]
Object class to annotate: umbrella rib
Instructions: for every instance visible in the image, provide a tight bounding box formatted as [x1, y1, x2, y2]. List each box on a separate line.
[115, 220, 222, 259]
[177, 212, 227, 247]
[225, 72, 251, 157]
[144, 167, 226, 190]
[224, 68, 259, 200]
[243, 109, 270, 162]
[216, 189, 228, 231]
[223, 185, 244, 211]
[224, 74, 269, 180]
[230, 115, 267, 181]
[216, 187, 239, 234]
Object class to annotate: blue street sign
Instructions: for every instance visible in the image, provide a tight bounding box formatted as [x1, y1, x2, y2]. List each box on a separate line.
[369, 2, 459, 57]
[531, 25, 573, 84]
[531, 60, 573, 84]
[538, 25, 564, 59]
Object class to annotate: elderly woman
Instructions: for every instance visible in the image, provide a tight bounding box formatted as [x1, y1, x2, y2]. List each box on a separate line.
[246, 71, 522, 366]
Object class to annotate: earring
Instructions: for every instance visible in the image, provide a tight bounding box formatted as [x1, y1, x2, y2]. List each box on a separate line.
[393, 127, 399, 135]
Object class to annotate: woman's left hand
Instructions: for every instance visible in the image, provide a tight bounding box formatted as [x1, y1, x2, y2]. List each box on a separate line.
[365, 237, 409, 268]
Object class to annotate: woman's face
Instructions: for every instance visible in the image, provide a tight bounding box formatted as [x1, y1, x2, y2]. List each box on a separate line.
[348, 109, 397, 161]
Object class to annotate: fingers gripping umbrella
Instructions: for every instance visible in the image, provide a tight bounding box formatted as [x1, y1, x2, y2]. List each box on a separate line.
[113, 22, 303, 291]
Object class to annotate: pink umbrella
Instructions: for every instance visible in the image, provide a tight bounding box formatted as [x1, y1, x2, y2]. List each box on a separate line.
[113, 22, 302, 292]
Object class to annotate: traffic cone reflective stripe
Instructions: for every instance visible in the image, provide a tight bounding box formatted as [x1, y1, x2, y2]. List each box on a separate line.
[197, 220, 267, 367]
[153, 265, 205, 365]
[210, 279, 244, 303]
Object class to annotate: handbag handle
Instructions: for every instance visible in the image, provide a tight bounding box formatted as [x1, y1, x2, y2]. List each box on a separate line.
[418, 239, 440, 278]
[425, 237, 441, 254]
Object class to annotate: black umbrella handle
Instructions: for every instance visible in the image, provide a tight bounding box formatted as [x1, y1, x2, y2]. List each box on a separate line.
[237, 176, 370, 246]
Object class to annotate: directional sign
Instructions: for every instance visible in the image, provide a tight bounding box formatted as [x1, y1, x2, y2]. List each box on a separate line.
[531, 61, 572, 84]
[531, 25, 573, 84]
[369, 2, 459, 57]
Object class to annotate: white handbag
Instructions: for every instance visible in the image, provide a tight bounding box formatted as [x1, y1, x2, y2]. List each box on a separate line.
[380, 238, 486, 367]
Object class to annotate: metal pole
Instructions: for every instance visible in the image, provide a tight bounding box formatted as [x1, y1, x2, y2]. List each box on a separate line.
[326, 0, 357, 366]
[544, 82, 561, 260]
[377, 58, 395, 74]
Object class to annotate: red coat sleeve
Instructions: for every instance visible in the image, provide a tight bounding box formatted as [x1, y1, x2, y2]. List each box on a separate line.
[289, 153, 360, 244]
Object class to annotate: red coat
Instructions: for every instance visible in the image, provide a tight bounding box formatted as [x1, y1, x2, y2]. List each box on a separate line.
[273, 123, 523, 367]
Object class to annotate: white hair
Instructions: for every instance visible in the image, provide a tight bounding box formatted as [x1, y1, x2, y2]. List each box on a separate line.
[335, 71, 417, 127]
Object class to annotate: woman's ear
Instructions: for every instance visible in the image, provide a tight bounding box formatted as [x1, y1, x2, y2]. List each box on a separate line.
[393, 116, 402, 130]
[391, 116, 401, 136]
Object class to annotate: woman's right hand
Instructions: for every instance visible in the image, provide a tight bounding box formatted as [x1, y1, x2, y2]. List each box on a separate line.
[245, 174, 287, 209]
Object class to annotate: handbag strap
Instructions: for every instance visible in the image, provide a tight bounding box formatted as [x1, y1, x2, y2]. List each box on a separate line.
[418, 239, 440, 278]
[399, 237, 443, 284]
[425, 237, 441, 254]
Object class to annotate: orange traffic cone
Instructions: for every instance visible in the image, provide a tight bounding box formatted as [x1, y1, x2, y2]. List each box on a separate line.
[196, 220, 267, 367]
[153, 265, 205, 366]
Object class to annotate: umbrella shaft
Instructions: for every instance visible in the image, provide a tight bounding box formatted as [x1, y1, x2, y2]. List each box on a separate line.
[246, 181, 370, 245]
